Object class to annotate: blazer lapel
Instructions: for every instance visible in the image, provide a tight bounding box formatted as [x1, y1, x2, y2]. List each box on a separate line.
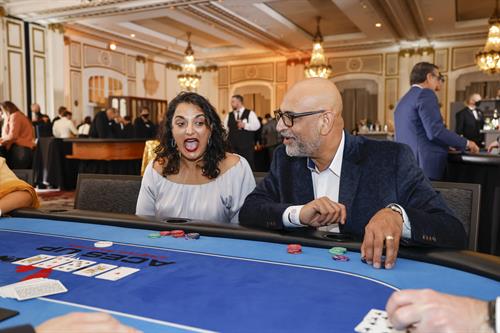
[339, 132, 362, 225]
[292, 158, 314, 203]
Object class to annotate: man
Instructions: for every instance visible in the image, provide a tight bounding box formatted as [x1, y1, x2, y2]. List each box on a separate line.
[394, 62, 479, 181]
[456, 93, 485, 147]
[261, 113, 281, 163]
[52, 106, 67, 123]
[89, 108, 121, 138]
[121, 115, 135, 138]
[30, 103, 52, 138]
[133, 107, 156, 139]
[386, 289, 497, 333]
[52, 111, 78, 138]
[239, 78, 466, 270]
[224, 95, 261, 169]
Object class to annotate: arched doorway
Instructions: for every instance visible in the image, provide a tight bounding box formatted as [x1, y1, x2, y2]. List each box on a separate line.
[335, 79, 378, 132]
[232, 84, 272, 118]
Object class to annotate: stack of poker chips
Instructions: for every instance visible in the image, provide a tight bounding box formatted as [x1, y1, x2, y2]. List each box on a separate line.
[329, 247, 349, 261]
[148, 230, 200, 240]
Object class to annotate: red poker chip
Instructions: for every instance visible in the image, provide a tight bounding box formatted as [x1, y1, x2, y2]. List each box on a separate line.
[171, 230, 185, 238]
[160, 231, 172, 236]
[287, 244, 302, 254]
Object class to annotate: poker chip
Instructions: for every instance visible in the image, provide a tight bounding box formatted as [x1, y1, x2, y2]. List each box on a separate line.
[148, 232, 162, 239]
[171, 230, 185, 238]
[94, 241, 113, 248]
[186, 233, 200, 239]
[329, 247, 347, 255]
[159, 231, 172, 236]
[287, 244, 302, 254]
[332, 254, 350, 261]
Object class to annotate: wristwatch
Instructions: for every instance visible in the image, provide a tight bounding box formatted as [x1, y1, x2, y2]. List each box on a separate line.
[387, 204, 404, 223]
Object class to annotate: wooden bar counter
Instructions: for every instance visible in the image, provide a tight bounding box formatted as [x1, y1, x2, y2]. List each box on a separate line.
[64, 138, 146, 161]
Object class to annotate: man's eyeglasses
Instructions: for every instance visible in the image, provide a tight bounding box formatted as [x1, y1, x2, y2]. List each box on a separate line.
[274, 109, 326, 127]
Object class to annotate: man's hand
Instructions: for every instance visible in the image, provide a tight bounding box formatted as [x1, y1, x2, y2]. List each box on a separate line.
[467, 140, 480, 153]
[361, 208, 403, 269]
[36, 312, 142, 333]
[386, 289, 493, 333]
[487, 140, 499, 153]
[299, 197, 346, 227]
[237, 120, 245, 129]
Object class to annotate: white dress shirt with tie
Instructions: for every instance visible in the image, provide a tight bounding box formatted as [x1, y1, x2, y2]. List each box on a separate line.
[223, 107, 261, 131]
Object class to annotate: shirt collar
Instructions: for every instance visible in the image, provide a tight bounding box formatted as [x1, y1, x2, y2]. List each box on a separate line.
[412, 84, 424, 89]
[238, 107, 245, 113]
[307, 131, 345, 176]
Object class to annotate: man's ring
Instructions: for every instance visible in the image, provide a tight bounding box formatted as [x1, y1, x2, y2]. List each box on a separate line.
[385, 235, 395, 241]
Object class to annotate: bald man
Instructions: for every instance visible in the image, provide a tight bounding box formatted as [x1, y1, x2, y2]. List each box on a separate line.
[239, 78, 467, 269]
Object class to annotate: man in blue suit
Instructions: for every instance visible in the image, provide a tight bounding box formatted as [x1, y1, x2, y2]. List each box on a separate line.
[239, 78, 467, 270]
[394, 62, 479, 180]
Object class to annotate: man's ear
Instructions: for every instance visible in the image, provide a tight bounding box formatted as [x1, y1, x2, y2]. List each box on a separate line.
[319, 111, 335, 135]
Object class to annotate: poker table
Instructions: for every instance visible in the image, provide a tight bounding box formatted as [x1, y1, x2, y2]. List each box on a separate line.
[0, 210, 499, 333]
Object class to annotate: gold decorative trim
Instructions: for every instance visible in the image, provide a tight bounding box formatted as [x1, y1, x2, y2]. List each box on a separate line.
[229, 62, 274, 84]
[6, 21, 22, 49]
[7, 50, 25, 107]
[384, 78, 399, 126]
[70, 41, 82, 68]
[31, 27, 46, 54]
[70, 70, 82, 111]
[451, 45, 483, 71]
[136, 55, 146, 63]
[328, 54, 383, 76]
[48, 23, 65, 34]
[433, 48, 449, 72]
[83, 44, 126, 75]
[384, 53, 399, 76]
[33, 55, 47, 107]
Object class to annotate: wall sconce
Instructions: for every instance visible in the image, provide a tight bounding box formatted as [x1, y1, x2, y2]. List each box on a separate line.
[399, 47, 434, 58]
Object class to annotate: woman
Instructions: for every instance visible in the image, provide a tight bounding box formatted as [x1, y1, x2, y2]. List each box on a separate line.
[0, 157, 39, 216]
[77, 116, 92, 137]
[136, 92, 255, 224]
[0, 101, 35, 169]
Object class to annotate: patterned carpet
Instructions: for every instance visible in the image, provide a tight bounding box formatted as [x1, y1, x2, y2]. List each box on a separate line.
[36, 190, 75, 211]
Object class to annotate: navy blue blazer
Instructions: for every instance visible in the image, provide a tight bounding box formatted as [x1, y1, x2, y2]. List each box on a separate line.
[394, 86, 467, 180]
[239, 133, 467, 248]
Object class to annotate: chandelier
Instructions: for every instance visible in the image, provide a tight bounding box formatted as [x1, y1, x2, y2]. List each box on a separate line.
[304, 16, 332, 79]
[178, 32, 201, 91]
[475, 0, 500, 74]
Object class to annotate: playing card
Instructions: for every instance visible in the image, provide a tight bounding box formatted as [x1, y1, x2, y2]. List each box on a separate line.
[52, 260, 96, 272]
[73, 264, 117, 277]
[12, 255, 55, 266]
[13, 279, 67, 301]
[354, 309, 405, 333]
[33, 256, 76, 269]
[95, 267, 140, 281]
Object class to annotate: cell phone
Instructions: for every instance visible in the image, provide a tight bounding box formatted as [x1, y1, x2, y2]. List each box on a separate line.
[0, 307, 19, 322]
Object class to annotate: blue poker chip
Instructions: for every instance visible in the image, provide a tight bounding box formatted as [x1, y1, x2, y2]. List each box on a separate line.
[186, 233, 200, 240]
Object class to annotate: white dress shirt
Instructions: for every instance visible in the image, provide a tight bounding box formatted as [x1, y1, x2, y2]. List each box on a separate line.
[223, 107, 261, 131]
[52, 117, 78, 138]
[468, 106, 479, 120]
[281, 132, 412, 239]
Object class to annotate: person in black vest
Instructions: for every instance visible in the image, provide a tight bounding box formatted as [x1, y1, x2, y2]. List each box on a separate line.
[455, 93, 484, 147]
[224, 95, 261, 170]
[134, 107, 156, 139]
[120, 115, 135, 138]
[89, 108, 121, 138]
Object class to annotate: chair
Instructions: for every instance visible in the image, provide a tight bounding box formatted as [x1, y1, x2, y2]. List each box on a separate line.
[74, 174, 143, 214]
[253, 172, 267, 185]
[12, 169, 34, 185]
[431, 181, 481, 251]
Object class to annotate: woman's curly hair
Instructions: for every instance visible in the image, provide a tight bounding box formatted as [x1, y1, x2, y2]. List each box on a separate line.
[155, 91, 228, 179]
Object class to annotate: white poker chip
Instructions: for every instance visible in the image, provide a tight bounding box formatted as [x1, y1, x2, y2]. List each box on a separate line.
[94, 241, 113, 248]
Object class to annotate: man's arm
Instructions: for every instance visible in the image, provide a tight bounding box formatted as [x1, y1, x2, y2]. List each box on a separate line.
[395, 143, 467, 248]
[418, 89, 467, 150]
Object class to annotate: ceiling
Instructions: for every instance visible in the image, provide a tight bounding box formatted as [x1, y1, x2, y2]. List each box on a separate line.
[0, 0, 495, 63]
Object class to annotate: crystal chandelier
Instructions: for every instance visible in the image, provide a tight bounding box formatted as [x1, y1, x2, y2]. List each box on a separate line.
[475, 0, 500, 74]
[178, 32, 201, 91]
[304, 17, 332, 79]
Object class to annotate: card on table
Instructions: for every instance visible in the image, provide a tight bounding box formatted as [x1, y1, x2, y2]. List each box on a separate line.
[73, 264, 117, 277]
[95, 267, 140, 281]
[33, 256, 76, 269]
[354, 309, 405, 333]
[12, 255, 55, 266]
[52, 259, 96, 272]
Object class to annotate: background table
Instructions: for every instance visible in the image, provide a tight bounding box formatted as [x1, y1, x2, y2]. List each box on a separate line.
[0, 212, 499, 332]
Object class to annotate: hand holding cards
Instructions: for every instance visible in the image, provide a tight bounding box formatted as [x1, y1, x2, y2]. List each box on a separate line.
[355, 309, 405, 333]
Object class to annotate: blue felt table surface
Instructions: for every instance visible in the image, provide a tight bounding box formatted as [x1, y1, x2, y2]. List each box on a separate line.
[0, 217, 498, 333]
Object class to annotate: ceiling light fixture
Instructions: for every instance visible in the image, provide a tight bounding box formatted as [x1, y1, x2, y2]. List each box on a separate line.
[109, 42, 117, 50]
[475, 0, 500, 74]
[375, 23, 382, 28]
[304, 16, 332, 79]
[130, 34, 135, 38]
[177, 32, 201, 92]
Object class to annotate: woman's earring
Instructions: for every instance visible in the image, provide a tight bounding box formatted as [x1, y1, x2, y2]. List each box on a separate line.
[170, 138, 176, 148]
